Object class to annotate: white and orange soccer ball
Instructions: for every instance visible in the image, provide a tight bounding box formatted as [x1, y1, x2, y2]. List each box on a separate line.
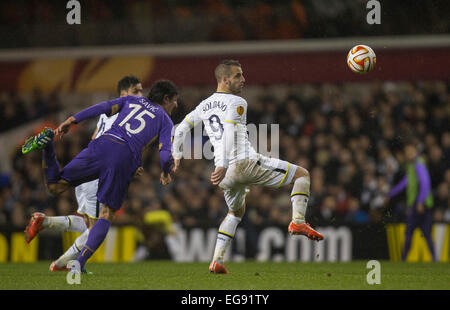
[347, 45, 376, 74]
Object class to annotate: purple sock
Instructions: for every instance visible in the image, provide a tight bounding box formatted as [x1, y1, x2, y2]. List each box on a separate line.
[43, 141, 60, 184]
[76, 218, 111, 269]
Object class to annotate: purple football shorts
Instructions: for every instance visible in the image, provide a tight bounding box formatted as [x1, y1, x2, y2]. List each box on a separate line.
[59, 135, 139, 210]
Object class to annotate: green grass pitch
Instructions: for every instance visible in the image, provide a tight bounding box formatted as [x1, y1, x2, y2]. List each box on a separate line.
[0, 261, 448, 290]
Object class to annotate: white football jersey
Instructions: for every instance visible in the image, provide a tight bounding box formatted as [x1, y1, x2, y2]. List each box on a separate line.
[180, 92, 257, 167]
[94, 113, 118, 139]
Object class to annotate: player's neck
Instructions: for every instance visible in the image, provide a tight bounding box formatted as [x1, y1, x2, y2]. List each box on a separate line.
[161, 104, 171, 115]
[216, 85, 232, 94]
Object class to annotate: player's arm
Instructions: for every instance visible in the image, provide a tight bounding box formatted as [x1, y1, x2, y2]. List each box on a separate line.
[159, 116, 175, 185]
[91, 114, 104, 140]
[415, 161, 431, 213]
[91, 128, 99, 140]
[211, 99, 247, 185]
[55, 97, 125, 137]
[384, 175, 408, 206]
[172, 108, 201, 171]
[210, 122, 235, 185]
[211, 122, 234, 185]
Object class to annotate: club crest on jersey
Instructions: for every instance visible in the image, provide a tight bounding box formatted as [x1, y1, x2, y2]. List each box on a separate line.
[237, 106, 244, 115]
[203, 101, 227, 113]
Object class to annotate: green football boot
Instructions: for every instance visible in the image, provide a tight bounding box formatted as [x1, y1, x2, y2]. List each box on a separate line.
[68, 262, 94, 276]
[22, 127, 55, 155]
[81, 268, 94, 275]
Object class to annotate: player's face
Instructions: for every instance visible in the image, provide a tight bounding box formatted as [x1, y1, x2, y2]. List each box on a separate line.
[120, 83, 144, 97]
[165, 94, 178, 115]
[226, 66, 245, 94]
[127, 83, 143, 96]
[404, 145, 417, 162]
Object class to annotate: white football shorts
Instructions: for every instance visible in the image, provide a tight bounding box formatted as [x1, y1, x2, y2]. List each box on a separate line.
[219, 154, 298, 212]
[75, 179, 101, 219]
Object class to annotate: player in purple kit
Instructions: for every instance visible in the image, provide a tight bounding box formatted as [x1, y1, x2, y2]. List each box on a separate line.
[385, 140, 436, 261]
[22, 80, 178, 272]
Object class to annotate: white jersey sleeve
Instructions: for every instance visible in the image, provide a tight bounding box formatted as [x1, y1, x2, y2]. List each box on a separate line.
[184, 106, 202, 128]
[172, 107, 202, 159]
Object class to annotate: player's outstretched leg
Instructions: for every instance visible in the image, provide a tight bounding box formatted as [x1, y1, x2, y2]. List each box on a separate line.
[288, 167, 323, 241]
[25, 213, 87, 243]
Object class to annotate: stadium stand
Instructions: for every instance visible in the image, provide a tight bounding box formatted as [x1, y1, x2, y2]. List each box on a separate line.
[0, 0, 448, 48]
[1, 81, 448, 234]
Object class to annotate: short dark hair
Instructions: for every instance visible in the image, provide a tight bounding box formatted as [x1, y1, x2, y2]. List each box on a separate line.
[117, 75, 141, 96]
[147, 79, 178, 104]
[215, 59, 241, 83]
[403, 138, 418, 149]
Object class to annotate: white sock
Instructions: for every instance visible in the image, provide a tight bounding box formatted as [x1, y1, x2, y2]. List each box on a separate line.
[43, 215, 87, 232]
[212, 214, 241, 264]
[54, 229, 89, 267]
[66, 216, 88, 232]
[291, 177, 310, 224]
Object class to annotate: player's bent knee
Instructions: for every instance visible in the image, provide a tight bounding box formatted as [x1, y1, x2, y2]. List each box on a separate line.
[99, 205, 116, 222]
[46, 181, 70, 196]
[293, 166, 309, 180]
[46, 184, 57, 195]
[230, 204, 246, 219]
[82, 214, 89, 228]
[87, 216, 97, 229]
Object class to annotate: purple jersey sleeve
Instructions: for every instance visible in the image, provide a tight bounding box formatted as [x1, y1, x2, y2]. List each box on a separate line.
[388, 176, 408, 198]
[415, 161, 431, 204]
[158, 115, 174, 174]
[73, 97, 124, 124]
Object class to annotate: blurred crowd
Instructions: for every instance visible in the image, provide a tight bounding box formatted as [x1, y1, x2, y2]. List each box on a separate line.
[0, 89, 62, 133]
[1, 0, 449, 47]
[0, 80, 449, 234]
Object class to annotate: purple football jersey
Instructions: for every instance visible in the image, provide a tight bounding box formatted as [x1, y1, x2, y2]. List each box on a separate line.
[73, 95, 173, 172]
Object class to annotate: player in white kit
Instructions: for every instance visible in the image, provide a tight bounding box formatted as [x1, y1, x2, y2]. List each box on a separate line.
[172, 60, 324, 274]
[24, 76, 143, 271]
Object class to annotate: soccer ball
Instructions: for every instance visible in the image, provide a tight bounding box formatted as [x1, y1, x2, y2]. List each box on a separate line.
[347, 45, 376, 74]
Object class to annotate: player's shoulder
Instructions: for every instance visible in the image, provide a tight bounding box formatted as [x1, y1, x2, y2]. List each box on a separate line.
[215, 91, 245, 100]
[124, 94, 143, 100]
[222, 93, 247, 106]
[201, 92, 247, 108]
[122, 95, 151, 106]
[113, 94, 136, 104]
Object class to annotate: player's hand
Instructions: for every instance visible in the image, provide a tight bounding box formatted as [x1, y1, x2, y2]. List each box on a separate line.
[383, 196, 390, 206]
[172, 159, 181, 173]
[416, 203, 425, 214]
[160, 172, 172, 185]
[211, 166, 227, 186]
[134, 166, 144, 178]
[55, 116, 76, 139]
